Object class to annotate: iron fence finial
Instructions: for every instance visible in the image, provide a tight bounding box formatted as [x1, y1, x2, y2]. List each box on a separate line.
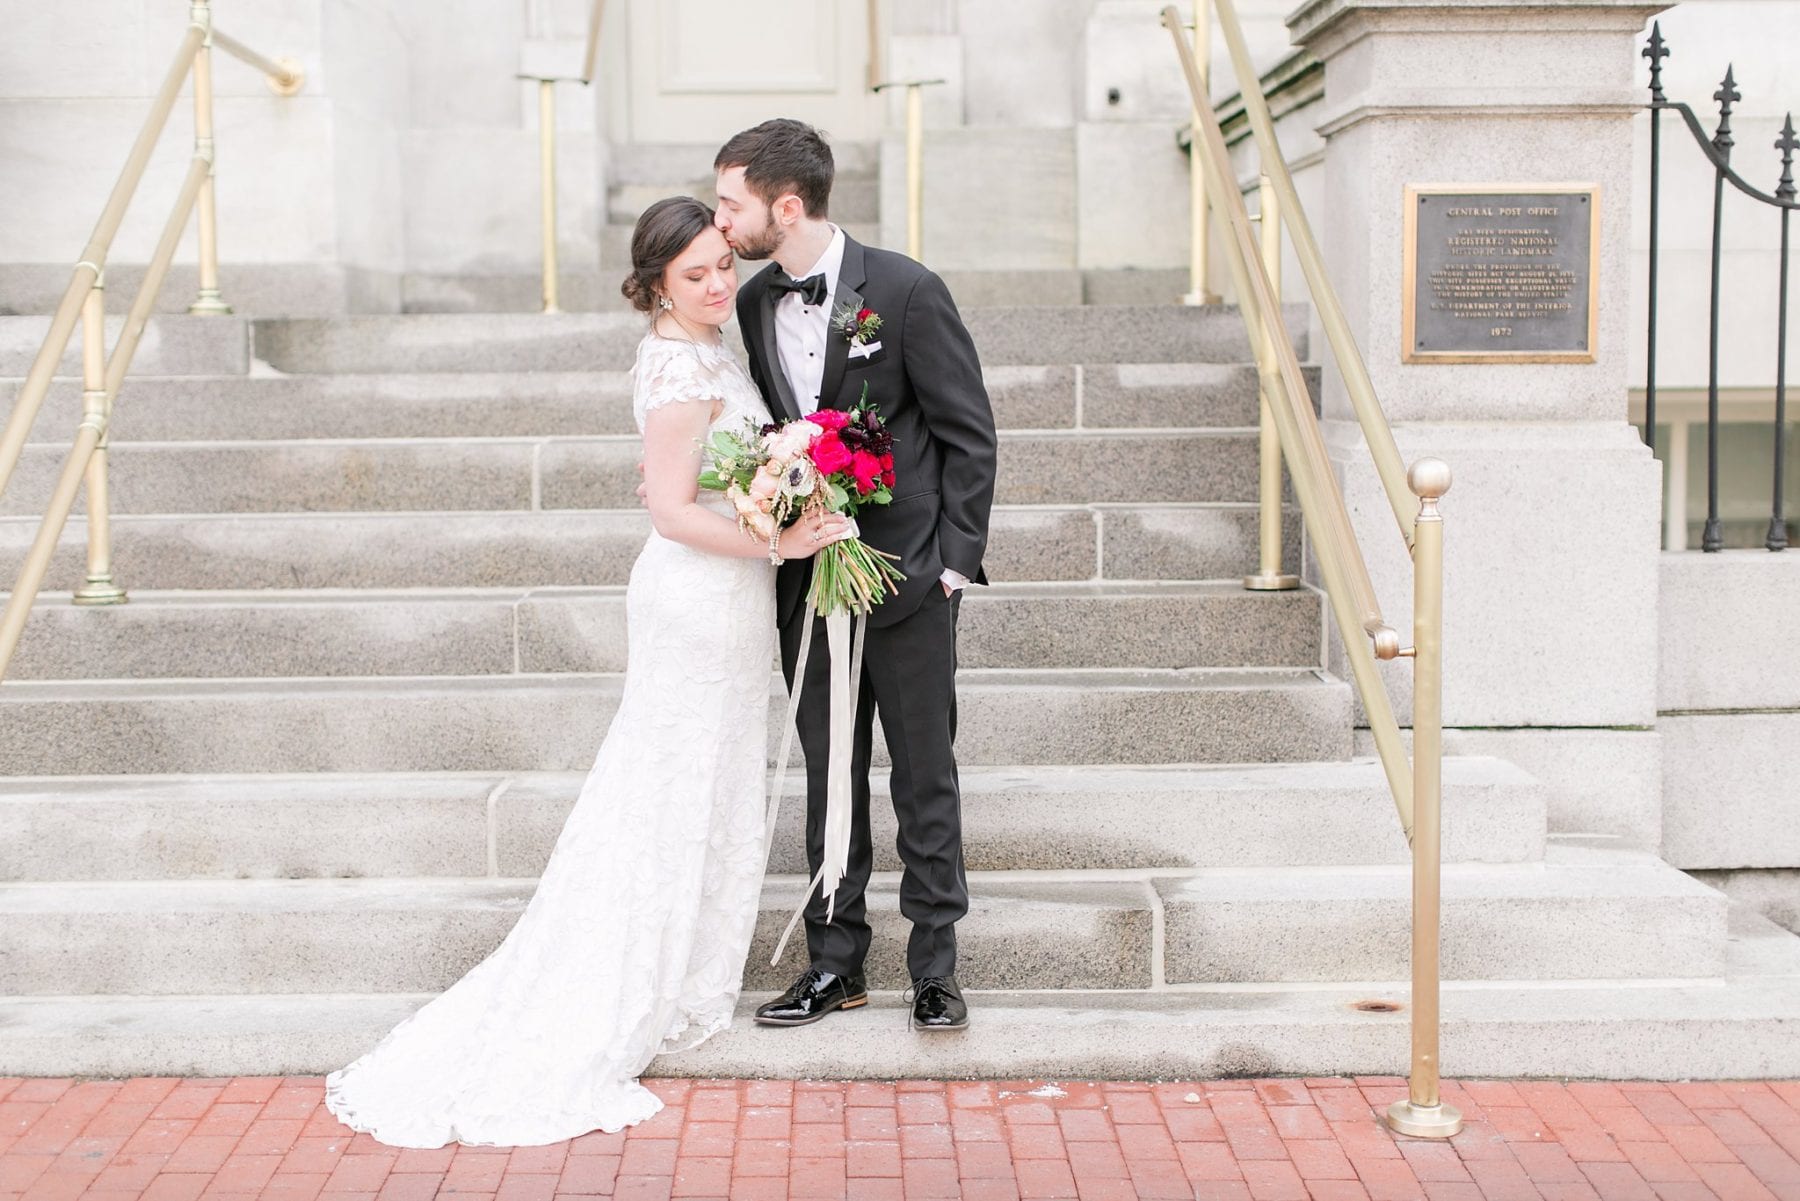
[1645, 22, 1669, 103]
[1778, 114, 1798, 203]
[1714, 66, 1742, 157]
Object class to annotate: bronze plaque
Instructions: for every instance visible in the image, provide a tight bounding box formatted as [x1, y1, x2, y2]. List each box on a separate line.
[1402, 184, 1600, 363]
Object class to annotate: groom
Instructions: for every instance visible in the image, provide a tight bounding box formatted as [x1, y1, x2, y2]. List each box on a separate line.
[714, 119, 997, 1032]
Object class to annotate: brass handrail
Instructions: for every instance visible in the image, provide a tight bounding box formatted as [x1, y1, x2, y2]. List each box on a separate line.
[0, 21, 206, 495]
[1205, 0, 1413, 546]
[211, 29, 305, 96]
[1172, 5, 1412, 828]
[0, 1, 301, 680]
[1161, 3, 1461, 1141]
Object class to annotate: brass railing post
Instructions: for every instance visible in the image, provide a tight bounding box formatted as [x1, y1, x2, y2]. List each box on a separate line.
[865, 0, 882, 93]
[187, 0, 230, 315]
[582, 0, 608, 85]
[538, 79, 562, 314]
[1246, 174, 1296, 591]
[1386, 458, 1461, 1141]
[1183, 1, 1219, 305]
[905, 83, 925, 260]
[73, 281, 125, 606]
[872, 80, 945, 261]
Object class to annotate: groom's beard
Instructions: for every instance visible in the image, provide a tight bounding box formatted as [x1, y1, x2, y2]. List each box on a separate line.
[730, 222, 783, 261]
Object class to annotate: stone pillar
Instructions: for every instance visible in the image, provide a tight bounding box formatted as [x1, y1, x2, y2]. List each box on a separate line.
[1286, 0, 1669, 845]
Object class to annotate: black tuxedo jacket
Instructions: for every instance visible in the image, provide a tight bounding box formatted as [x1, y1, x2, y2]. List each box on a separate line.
[736, 235, 998, 629]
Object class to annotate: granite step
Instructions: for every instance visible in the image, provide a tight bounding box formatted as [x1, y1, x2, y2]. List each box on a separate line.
[247, 307, 1307, 374]
[397, 267, 1214, 314]
[0, 315, 250, 378]
[1153, 849, 1729, 984]
[0, 851, 1727, 997]
[0, 504, 1300, 592]
[0, 668, 1353, 775]
[6, 583, 1324, 680]
[599, 222, 883, 269]
[0, 876, 1156, 995]
[20, 363, 1302, 440]
[9, 922, 1799, 1080]
[604, 141, 881, 186]
[1, 429, 1267, 516]
[0, 758, 1545, 882]
[607, 176, 881, 225]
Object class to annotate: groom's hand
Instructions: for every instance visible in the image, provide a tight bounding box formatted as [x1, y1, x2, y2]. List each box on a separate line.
[635, 460, 648, 506]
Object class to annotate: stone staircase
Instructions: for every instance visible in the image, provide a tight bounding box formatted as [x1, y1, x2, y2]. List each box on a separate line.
[399, 144, 883, 315]
[2, 303, 1798, 1082]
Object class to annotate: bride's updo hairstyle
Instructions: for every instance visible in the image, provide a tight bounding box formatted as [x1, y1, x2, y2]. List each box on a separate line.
[620, 196, 718, 313]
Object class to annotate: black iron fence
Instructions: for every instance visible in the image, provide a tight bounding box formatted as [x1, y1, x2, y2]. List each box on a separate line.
[1643, 22, 1796, 551]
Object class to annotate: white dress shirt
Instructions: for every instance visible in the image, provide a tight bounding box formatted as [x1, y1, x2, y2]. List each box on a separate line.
[771, 226, 966, 594]
[773, 226, 844, 418]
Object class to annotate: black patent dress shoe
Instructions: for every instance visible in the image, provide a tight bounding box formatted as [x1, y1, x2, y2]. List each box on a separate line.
[907, 975, 969, 1032]
[753, 967, 869, 1026]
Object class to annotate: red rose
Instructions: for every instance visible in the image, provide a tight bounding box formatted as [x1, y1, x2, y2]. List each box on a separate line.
[882, 469, 896, 487]
[850, 450, 883, 494]
[879, 453, 894, 470]
[808, 409, 850, 432]
[810, 433, 853, 475]
[857, 308, 874, 323]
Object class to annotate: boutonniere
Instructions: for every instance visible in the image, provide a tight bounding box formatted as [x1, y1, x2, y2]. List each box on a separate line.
[833, 303, 882, 347]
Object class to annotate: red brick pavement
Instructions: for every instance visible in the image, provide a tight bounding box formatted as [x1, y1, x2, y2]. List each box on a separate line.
[0, 1074, 1796, 1200]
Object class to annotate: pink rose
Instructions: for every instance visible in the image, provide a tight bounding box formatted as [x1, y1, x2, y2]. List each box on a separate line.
[809, 409, 851, 432]
[809, 433, 853, 476]
[767, 420, 821, 459]
[749, 465, 781, 503]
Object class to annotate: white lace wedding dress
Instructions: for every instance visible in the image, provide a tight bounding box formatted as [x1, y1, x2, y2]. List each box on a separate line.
[324, 333, 777, 1148]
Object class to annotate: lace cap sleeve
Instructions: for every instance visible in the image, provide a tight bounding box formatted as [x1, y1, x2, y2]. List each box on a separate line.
[632, 337, 732, 428]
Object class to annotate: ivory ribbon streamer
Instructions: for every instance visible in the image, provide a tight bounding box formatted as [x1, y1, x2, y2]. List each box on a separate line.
[767, 600, 867, 967]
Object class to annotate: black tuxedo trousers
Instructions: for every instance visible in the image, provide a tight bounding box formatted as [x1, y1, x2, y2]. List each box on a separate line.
[738, 235, 997, 982]
[779, 589, 967, 979]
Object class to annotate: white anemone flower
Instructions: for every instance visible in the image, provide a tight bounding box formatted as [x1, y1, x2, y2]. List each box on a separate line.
[780, 457, 818, 497]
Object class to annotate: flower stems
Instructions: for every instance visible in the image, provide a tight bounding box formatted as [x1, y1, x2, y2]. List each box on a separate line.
[809, 539, 905, 616]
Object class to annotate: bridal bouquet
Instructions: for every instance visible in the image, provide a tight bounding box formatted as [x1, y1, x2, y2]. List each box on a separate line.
[699, 387, 906, 615]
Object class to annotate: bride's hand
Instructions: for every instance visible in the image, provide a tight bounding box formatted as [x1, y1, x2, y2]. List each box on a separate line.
[777, 512, 855, 560]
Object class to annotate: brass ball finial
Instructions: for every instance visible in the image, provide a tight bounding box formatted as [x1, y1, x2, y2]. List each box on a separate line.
[1408, 457, 1452, 500]
[1371, 625, 1402, 660]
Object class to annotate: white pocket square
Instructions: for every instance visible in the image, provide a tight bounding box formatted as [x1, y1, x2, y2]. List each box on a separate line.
[848, 340, 883, 360]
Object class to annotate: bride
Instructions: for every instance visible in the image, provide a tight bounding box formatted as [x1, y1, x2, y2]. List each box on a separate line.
[323, 196, 852, 1148]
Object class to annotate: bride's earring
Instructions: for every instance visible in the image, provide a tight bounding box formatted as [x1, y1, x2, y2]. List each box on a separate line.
[658, 296, 673, 311]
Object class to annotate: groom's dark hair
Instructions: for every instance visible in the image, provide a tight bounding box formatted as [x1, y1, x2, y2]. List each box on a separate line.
[714, 119, 834, 219]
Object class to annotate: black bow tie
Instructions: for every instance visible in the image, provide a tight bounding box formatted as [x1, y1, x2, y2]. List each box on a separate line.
[768, 271, 827, 307]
